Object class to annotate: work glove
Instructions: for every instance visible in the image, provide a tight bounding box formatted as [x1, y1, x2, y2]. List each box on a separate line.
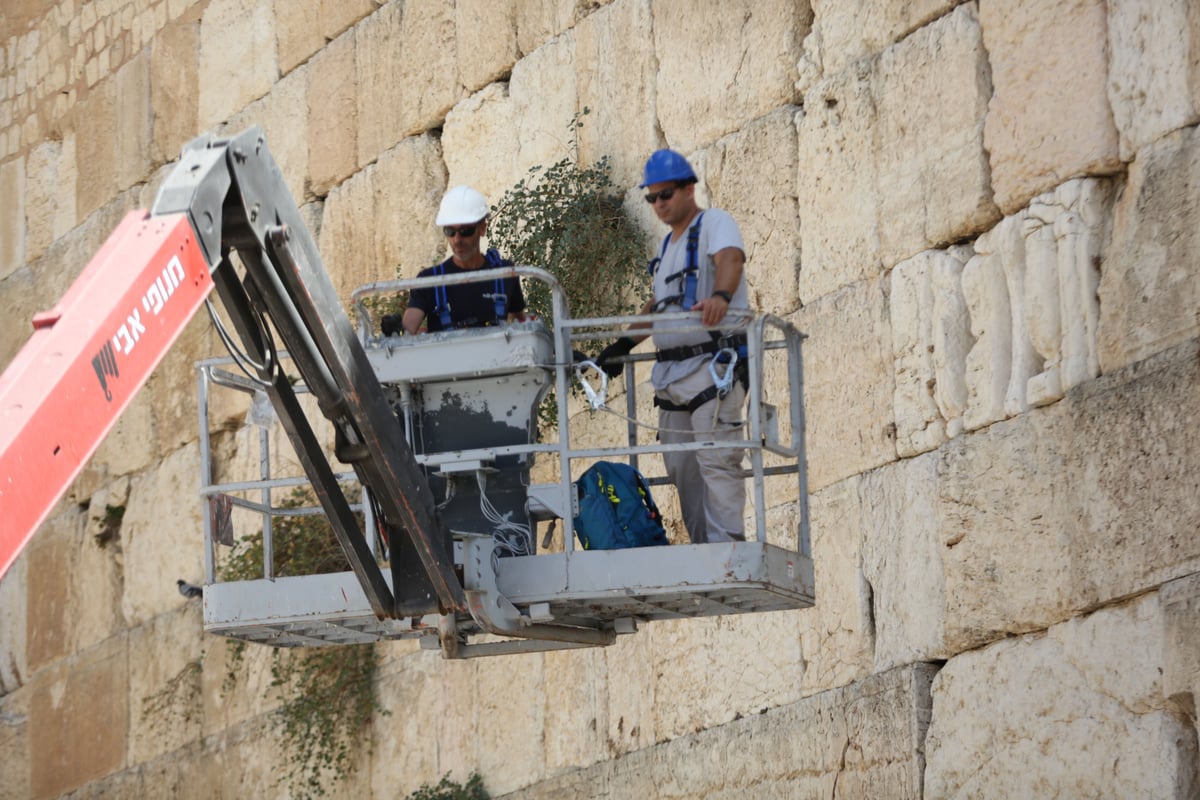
[595, 336, 636, 378]
[381, 313, 403, 337]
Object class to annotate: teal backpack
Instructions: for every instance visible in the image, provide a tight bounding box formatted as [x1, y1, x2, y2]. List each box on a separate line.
[573, 461, 669, 550]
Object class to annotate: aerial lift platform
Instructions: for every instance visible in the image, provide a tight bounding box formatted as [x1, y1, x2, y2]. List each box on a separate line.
[0, 127, 813, 659]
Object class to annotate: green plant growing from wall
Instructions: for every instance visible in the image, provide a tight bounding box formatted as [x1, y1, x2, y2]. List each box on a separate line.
[488, 108, 651, 424]
[404, 772, 489, 800]
[489, 109, 649, 325]
[220, 486, 387, 799]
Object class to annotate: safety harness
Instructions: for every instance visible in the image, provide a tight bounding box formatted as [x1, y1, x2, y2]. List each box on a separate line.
[432, 248, 508, 329]
[648, 213, 748, 413]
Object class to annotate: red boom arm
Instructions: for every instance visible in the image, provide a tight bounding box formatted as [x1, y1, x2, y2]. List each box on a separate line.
[0, 210, 213, 577]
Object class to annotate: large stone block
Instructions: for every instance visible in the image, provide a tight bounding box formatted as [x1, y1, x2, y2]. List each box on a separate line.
[219, 63, 310, 207]
[926, 594, 1199, 799]
[981, 0, 1121, 214]
[25, 509, 86, 671]
[127, 606, 205, 764]
[23, 140, 71, 264]
[1064, 339, 1200, 608]
[475, 651, 545, 794]
[318, 133, 446, 298]
[513, 0, 595, 57]
[796, 64, 880, 303]
[798, 278, 896, 492]
[119, 443, 204, 626]
[1101, 127, 1200, 373]
[799, 477, 875, 696]
[0, 155, 24, 280]
[306, 29, 356, 197]
[369, 652, 442, 797]
[706, 108, 801, 316]
[652, 0, 805, 153]
[356, 2, 459, 167]
[274, 0, 377, 75]
[861, 452, 948, 671]
[807, 0, 955, 77]
[572, 0, 658, 190]
[510, 32, 579, 173]
[1107, 0, 1200, 162]
[1161, 573, 1200, 716]
[197, 0, 278, 129]
[0, 681, 30, 800]
[649, 611, 803, 744]
[939, 339, 1200, 648]
[73, 54, 152, 219]
[872, 2, 998, 267]
[442, 83, 521, 203]
[456, 0, 520, 91]
[505, 663, 935, 800]
[0, 553, 27, 696]
[29, 635, 128, 798]
[542, 647, 608, 773]
[150, 14, 199, 166]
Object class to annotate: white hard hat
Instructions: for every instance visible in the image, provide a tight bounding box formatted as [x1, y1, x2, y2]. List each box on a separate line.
[436, 185, 489, 226]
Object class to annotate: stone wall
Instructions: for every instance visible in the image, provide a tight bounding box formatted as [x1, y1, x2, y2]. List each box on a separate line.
[1, 0, 1198, 798]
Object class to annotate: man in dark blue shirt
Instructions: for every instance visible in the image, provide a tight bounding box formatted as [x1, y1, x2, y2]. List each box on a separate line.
[396, 185, 526, 334]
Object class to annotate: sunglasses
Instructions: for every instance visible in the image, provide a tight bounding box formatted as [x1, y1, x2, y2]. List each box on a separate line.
[644, 187, 677, 204]
[443, 225, 479, 238]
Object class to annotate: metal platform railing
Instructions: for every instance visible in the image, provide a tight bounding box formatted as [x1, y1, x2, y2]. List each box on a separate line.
[197, 267, 813, 657]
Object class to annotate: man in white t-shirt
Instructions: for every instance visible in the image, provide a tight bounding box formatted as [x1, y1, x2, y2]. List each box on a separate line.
[596, 149, 748, 543]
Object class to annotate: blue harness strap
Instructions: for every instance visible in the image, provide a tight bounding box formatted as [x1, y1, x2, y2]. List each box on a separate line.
[432, 248, 508, 328]
[649, 211, 705, 312]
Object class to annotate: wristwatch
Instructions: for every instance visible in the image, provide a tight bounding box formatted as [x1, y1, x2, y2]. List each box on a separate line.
[711, 290, 732, 303]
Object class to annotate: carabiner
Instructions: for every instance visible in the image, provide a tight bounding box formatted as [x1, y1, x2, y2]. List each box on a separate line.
[575, 360, 609, 410]
[708, 347, 739, 399]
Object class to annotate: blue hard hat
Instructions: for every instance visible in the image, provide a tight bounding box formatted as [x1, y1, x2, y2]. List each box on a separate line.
[640, 149, 697, 187]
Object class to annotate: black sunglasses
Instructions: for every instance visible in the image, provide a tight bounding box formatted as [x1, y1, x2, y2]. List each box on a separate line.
[443, 225, 479, 238]
[644, 187, 677, 204]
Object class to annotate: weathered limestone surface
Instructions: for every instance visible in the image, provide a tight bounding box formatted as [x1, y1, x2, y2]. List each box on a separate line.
[510, 32, 579, 176]
[149, 12, 199, 166]
[127, 606, 205, 765]
[442, 83, 521, 203]
[356, 2, 459, 167]
[457, 0, 520, 92]
[942, 339, 1200, 647]
[800, 478, 875, 695]
[925, 593, 1199, 799]
[1101, 127, 1200, 373]
[197, 0, 278, 130]
[799, 277, 896, 492]
[23, 139, 74, 264]
[77, 51, 153, 219]
[0, 554, 26, 696]
[1106, 0, 1200, 162]
[274, 0, 377, 75]
[573, 0, 658, 189]
[28, 635, 128, 798]
[706, 109, 801, 315]
[0, 155, 25, 280]
[0, 676, 30, 800]
[318, 133, 446, 295]
[981, 0, 1121, 214]
[307, 29, 357, 198]
[807, 0, 957, 78]
[1161, 574, 1200, 716]
[873, 2, 998, 267]
[502, 664, 935, 800]
[796, 64, 880, 302]
[119, 444, 204, 627]
[652, 0, 806, 154]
